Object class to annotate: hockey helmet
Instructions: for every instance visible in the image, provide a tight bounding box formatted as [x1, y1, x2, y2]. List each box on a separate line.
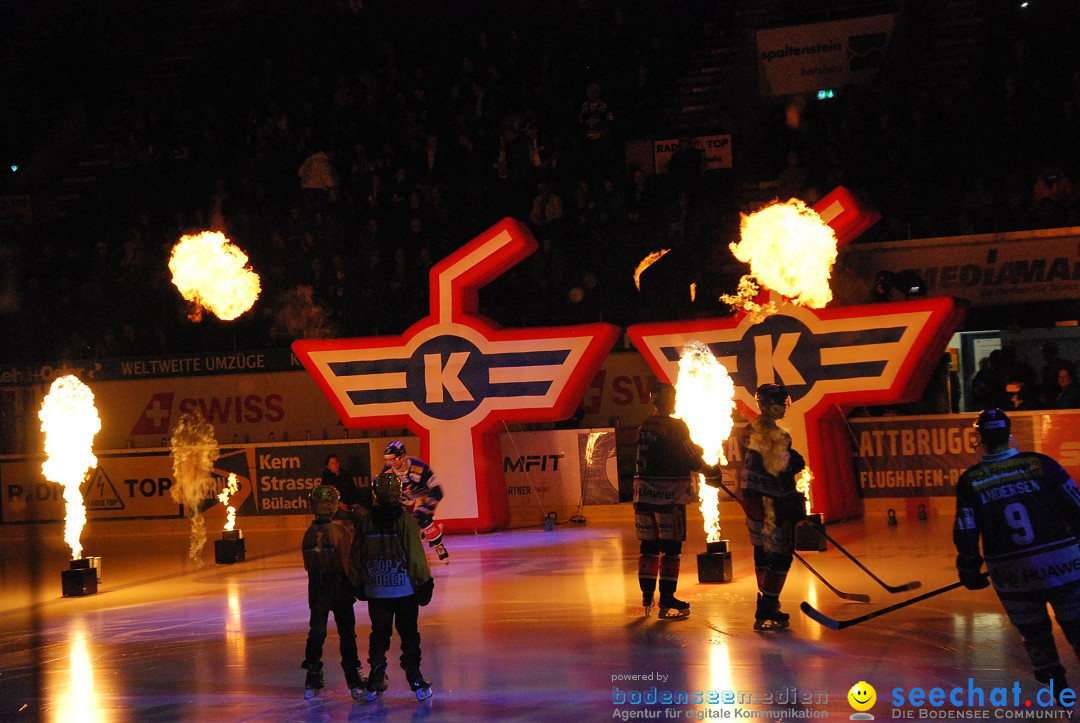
[310, 484, 340, 515]
[384, 440, 407, 458]
[372, 472, 402, 506]
[755, 383, 790, 408]
[974, 408, 1011, 446]
[650, 382, 676, 408]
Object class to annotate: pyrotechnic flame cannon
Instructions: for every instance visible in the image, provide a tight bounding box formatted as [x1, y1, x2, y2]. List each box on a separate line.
[697, 540, 733, 584]
[61, 556, 101, 597]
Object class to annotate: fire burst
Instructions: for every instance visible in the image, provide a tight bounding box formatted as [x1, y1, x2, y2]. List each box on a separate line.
[674, 342, 736, 543]
[218, 473, 240, 532]
[722, 198, 838, 319]
[169, 231, 261, 321]
[169, 411, 220, 567]
[634, 249, 670, 290]
[39, 376, 101, 560]
[796, 468, 814, 516]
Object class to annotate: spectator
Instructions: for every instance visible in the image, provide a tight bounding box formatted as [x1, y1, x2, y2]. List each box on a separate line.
[527, 180, 565, 231]
[298, 146, 338, 212]
[1051, 361, 1080, 409]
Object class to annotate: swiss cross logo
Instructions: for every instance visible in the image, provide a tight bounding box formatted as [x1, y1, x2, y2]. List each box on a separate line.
[628, 189, 964, 520]
[294, 218, 619, 532]
[129, 392, 175, 436]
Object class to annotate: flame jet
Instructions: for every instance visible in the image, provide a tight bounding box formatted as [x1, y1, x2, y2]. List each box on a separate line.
[721, 198, 839, 322]
[169, 411, 220, 567]
[169, 231, 261, 322]
[218, 473, 240, 532]
[39, 376, 101, 560]
[674, 342, 736, 543]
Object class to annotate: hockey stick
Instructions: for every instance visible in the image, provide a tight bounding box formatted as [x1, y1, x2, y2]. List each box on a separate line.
[792, 551, 871, 603]
[816, 528, 922, 593]
[800, 580, 967, 630]
[705, 478, 871, 603]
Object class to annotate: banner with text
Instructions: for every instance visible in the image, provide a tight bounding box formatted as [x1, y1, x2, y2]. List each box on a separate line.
[834, 227, 1080, 307]
[3, 353, 658, 456]
[757, 14, 895, 97]
[0, 439, 385, 523]
[500, 428, 619, 518]
[653, 135, 733, 173]
[848, 411, 1080, 498]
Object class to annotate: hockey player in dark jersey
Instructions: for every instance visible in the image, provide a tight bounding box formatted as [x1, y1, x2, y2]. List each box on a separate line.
[634, 382, 718, 619]
[738, 383, 807, 630]
[955, 408, 1080, 698]
[382, 441, 449, 564]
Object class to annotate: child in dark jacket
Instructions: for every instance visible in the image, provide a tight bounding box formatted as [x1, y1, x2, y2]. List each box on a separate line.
[301, 484, 365, 700]
[352, 472, 435, 702]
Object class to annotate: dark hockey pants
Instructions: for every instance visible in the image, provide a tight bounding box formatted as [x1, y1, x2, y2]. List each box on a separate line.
[367, 595, 422, 675]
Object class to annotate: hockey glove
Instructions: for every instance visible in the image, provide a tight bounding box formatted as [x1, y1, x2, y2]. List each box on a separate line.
[701, 463, 723, 481]
[416, 578, 434, 606]
[788, 449, 806, 476]
[956, 554, 990, 590]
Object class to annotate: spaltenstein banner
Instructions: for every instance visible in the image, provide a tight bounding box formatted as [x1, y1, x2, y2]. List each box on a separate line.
[500, 428, 619, 516]
[757, 14, 895, 97]
[834, 226, 1080, 307]
[653, 135, 733, 173]
[852, 411, 1076, 497]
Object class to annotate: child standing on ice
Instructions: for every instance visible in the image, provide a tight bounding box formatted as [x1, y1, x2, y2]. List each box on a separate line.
[352, 472, 435, 702]
[300, 484, 366, 700]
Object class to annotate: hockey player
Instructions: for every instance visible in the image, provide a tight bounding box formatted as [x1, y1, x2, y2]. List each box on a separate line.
[955, 408, 1080, 698]
[382, 441, 449, 563]
[353, 472, 435, 702]
[300, 484, 365, 700]
[738, 383, 807, 630]
[634, 383, 716, 619]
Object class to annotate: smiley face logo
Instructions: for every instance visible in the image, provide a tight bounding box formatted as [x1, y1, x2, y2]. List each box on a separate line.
[848, 681, 876, 712]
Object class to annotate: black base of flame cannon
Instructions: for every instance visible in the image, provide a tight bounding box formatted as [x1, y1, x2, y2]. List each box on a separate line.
[61, 556, 101, 597]
[697, 540, 733, 583]
[795, 514, 828, 552]
[215, 529, 246, 564]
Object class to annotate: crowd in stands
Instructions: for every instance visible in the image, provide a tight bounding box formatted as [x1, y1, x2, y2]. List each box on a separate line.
[0, 0, 1079, 370]
[968, 342, 1080, 411]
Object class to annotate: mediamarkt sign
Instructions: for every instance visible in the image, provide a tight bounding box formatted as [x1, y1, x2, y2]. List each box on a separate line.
[293, 219, 619, 533]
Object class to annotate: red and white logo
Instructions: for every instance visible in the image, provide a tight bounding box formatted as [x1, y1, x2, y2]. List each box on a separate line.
[294, 218, 619, 533]
[129, 392, 175, 436]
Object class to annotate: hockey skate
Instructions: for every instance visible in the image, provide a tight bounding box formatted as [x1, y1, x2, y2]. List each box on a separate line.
[753, 593, 790, 631]
[642, 590, 655, 617]
[433, 543, 449, 564]
[407, 670, 434, 701]
[302, 661, 324, 699]
[364, 662, 388, 703]
[346, 667, 367, 702]
[657, 595, 690, 619]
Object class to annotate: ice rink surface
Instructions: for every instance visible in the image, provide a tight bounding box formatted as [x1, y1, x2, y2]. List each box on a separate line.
[1, 506, 1073, 722]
